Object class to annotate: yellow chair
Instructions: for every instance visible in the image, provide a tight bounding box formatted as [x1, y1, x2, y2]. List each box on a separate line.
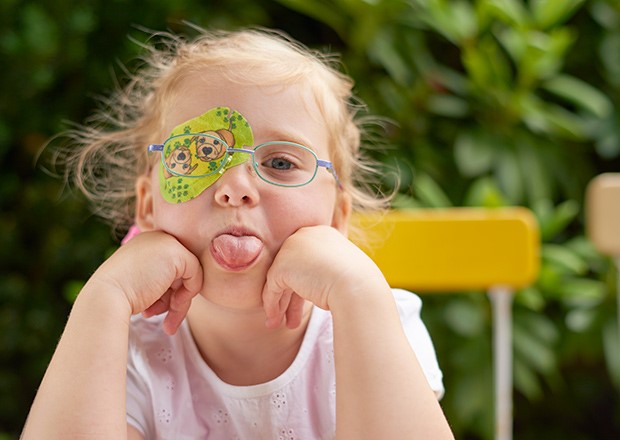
[352, 207, 540, 440]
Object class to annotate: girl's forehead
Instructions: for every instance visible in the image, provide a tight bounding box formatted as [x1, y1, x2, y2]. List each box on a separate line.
[162, 76, 331, 154]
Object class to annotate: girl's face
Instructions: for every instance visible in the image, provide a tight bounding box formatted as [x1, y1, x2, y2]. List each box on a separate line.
[135, 74, 351, 310]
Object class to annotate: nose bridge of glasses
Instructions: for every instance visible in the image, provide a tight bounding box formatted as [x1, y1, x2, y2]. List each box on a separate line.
[225, 147, 256, 170]
[227, 147, 255, 156]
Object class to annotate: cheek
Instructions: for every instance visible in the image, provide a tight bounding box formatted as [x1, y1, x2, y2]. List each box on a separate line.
[150, 173, 199, 235]
[263, 187, 337, 237]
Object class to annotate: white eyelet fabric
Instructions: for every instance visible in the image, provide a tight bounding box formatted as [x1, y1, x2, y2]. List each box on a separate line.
[126, 289, 444, 439]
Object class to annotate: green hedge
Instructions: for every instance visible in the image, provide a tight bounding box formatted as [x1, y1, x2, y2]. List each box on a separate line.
[1, 0, 619, 438]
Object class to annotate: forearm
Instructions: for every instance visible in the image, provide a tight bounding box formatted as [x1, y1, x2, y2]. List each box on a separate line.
[21, 283, 132, 439]
[331, 280, 454, 440]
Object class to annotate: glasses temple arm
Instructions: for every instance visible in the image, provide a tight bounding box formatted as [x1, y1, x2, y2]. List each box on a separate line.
[148, 144, 164, 152]
[317, 160, 342, 189]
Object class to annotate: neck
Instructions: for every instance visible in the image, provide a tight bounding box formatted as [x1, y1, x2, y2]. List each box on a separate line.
[187, 295, 312, 386]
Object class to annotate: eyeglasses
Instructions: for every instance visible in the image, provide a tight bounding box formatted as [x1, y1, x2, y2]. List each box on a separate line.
[148, 133, 340, 188]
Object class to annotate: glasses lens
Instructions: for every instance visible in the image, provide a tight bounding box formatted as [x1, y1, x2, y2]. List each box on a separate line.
[254, 142, 318, 186]
[162, 134, 229, 177]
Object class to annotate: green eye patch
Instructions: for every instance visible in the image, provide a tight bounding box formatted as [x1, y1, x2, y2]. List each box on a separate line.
[156, 107, 254, 203]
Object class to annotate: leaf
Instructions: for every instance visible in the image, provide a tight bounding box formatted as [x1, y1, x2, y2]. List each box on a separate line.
[496, 27, 527, 63]
[450, 0, 479, 42]
[515, 286, 546, 311]
[557, 277, 607, 305]
[514, 357, 543, 400]
[367, 29, 411, 86]
[565, 236, 607, 268]
[413, 173, 453, 208]
[542, 244, 588, 275]
[485, 0, 530, 26]
[427, 94, 470, 117]
[513, 319, 557, 374]
[463, 177, 507, 208]
[463, 38, 513, 89]
[391, 193, 423, 209]
[531, 0, 585, 29]
[538, 199, 579, 240]
[521, 95, 589, 140]
[273, 0, 349, 37]
[519, 28, 575, 84]
[443, 299, 486, 336]
[565, 307, 596, 332]
[454, 130, 495, 176]
[542, 74, 613, 118]
[599, 32, 620, 88]
[517, 311, 560, 343]
[603, 320, 620, 389]
[495, 149, 523, 203]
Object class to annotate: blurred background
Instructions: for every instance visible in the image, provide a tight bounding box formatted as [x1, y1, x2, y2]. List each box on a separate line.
[1, 0, 619, 438]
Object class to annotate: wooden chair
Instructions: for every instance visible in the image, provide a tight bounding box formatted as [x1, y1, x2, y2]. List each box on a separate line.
[352, 207, 540, 440]
[586, 173, 620, 384]
[587, 173, 620, 259]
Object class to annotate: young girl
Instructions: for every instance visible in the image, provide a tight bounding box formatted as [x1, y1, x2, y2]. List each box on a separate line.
[22, 26, 454, 439]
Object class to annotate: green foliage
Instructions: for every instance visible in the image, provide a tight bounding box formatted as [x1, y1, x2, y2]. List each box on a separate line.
[2, 0, 619, 438]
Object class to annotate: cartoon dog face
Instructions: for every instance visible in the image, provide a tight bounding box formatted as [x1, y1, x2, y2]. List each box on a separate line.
[193, 129, 235, 162]
[164, 145, 198, 178]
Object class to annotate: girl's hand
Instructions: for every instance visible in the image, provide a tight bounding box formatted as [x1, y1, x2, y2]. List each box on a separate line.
[262, 225, 388, 328]
[85, 230, 203, 334]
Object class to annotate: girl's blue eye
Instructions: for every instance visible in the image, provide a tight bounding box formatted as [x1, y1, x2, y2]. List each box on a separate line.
[268, 158, 293, 170]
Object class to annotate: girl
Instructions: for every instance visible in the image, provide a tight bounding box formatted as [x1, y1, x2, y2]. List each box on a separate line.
[22, 26, 454, 439]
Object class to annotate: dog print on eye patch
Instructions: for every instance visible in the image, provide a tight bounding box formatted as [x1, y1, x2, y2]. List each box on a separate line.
[158, 107, 253, 204]
[193, 127, 235, 162]
[163, 145, 198, 178]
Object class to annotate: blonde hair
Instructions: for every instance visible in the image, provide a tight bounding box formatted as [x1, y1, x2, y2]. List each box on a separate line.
[54, 26, 390, 239]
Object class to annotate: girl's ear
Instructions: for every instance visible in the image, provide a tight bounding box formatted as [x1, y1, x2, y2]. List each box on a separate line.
[135, 174, 155, 231]
[331, 192, 352, 235]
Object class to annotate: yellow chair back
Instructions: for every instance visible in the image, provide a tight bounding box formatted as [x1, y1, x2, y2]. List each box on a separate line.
[352, 207, 540, 292]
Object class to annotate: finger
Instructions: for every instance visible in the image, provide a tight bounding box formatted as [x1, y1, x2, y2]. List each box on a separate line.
[162, 285, 199, 335]
[262, 279, 283, 328]
[263, 290, 291, 329]
[179, 262, 203, 297]
[277, 289, 293, 321]
[162, 289, 194, 335]
[160, 251, 203, 334]
[285, 293, 305, 329]
[142, 290, 172, 318]
[265, 291, 291, 329]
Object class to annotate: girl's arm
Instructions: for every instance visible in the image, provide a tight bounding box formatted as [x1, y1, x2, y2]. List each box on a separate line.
[263, 226, 454, 440]
[329, 275, 453, 439]
[21, 232, 202, 440]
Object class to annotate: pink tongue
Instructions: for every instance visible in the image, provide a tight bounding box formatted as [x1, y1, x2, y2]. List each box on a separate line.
[212, 234, 263, 268]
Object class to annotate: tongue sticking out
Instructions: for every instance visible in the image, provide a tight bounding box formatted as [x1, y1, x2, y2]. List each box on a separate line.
[211, 234, 263, 270]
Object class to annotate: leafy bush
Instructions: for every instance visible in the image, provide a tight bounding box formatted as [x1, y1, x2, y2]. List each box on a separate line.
[2, 0, 619, 438]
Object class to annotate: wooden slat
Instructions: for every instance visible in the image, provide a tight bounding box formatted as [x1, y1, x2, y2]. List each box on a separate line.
[587, 173, 620, 256]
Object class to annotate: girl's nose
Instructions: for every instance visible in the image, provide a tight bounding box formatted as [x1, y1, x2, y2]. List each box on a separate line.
[213, 163, 260, 207]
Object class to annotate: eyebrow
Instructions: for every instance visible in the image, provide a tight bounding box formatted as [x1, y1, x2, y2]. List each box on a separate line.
[252, 129, 317, 152]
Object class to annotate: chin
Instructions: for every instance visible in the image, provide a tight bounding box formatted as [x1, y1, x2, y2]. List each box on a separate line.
[199, 271, 267, 311]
